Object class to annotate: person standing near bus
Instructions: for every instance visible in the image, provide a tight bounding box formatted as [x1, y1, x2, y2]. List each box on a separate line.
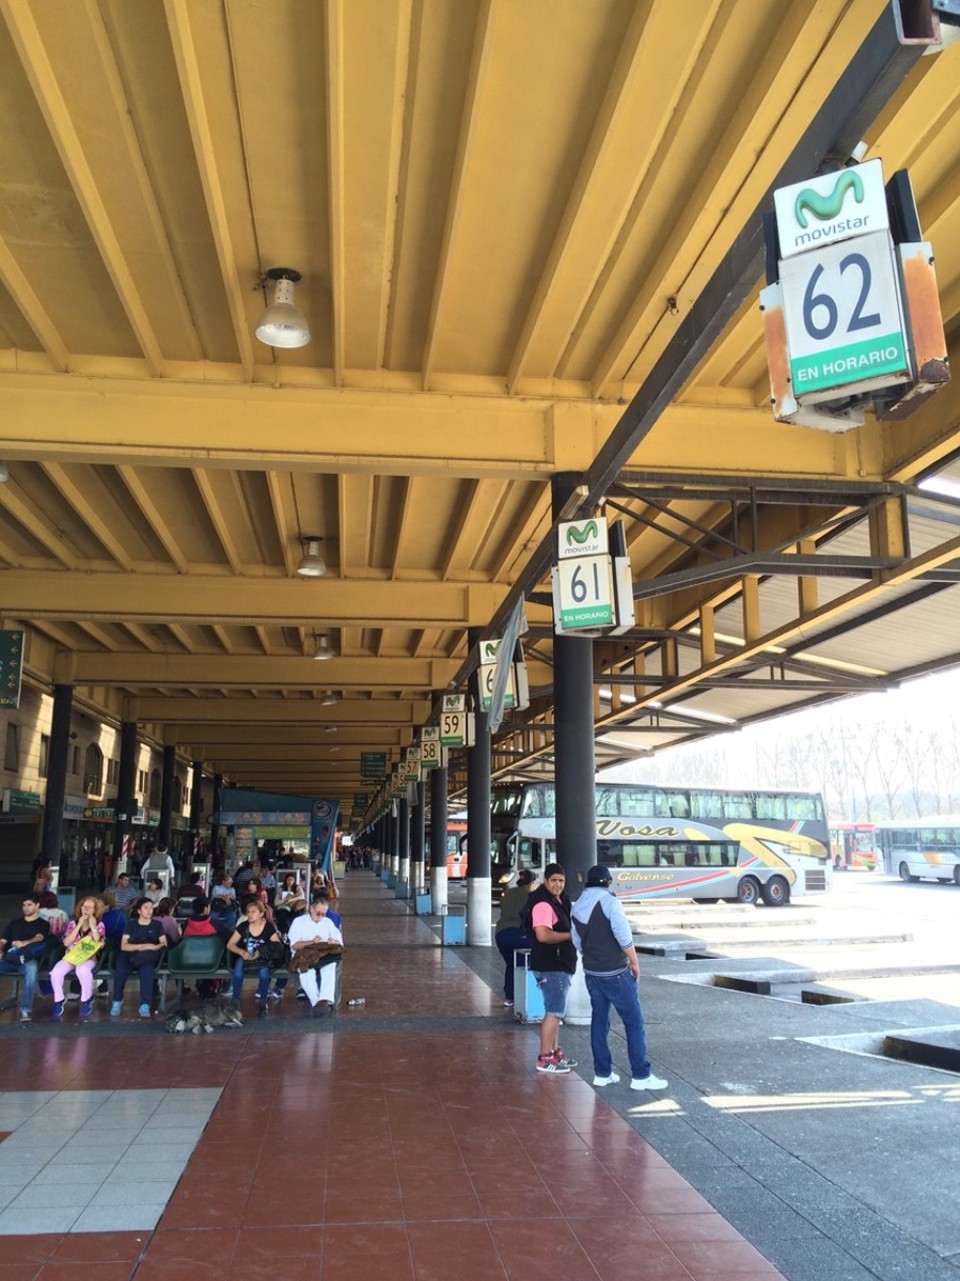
[494, 869, 536, 1007]
[571, 865, 667, 1092]
[525, 863, 578, 1075]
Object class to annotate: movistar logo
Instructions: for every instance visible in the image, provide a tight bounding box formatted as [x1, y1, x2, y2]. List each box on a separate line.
[565, 519, 598, 546]
[794, 170, 864, 227]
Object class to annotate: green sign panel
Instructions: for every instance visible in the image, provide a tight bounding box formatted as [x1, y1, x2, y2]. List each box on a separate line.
[0, 630, 24, 708]
[360, 752, 387, 781]
[353, 792, 369, 810]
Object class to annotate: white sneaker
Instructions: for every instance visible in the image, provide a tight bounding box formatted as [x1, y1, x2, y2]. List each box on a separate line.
[631, 1072, 668, 1090]
[593, 1072, 620, 1087]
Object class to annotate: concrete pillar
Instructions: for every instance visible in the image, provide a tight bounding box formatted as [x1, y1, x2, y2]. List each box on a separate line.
[411, 779, 426, 891]
[430, 764, 449, 911]
[40, 684, 72, 880]
[399, 795, 410, 885]
[113, 720, 138, 875]
[466, 639, 492, 946]
[158, 744, 176, 847]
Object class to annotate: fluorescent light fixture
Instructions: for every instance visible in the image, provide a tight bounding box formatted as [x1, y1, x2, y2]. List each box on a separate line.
[0, 461, 8, 483]
[255, 267, 310, 348]
[321, 690, 338, 706]
[313, 632, 333, 660]
[598, 687, 613, 702]
[297, 538, 326, 578]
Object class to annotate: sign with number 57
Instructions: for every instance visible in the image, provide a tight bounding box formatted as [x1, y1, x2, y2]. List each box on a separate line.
[779, 229, 910, 400]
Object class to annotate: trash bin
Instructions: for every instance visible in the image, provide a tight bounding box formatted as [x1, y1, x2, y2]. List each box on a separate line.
[512, 949, 544, 1022]
[440, 903, 466, 945]
[415, 892, 432, 915]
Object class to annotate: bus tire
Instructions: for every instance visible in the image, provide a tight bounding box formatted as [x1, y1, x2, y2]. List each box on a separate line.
[761, 875, 790, 907]
[898, 862, 918, 883]
[954, 866, 960, 886]
[736, 877, 761, 906]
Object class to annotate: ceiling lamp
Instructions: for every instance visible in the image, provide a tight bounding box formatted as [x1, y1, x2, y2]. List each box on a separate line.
[297, 537, 326, 578]
[321, 690, 338, 706]
[313, 632, 333, 661]
[255, 267, 311, 348]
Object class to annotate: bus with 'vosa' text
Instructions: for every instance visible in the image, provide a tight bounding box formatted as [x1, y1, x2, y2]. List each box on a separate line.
[490, 781, 831, 907]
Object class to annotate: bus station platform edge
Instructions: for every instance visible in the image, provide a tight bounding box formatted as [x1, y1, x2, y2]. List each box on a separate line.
[1, 871, 958, 1281]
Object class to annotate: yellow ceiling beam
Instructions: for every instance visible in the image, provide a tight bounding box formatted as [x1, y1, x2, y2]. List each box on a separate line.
[57, 653, 465, 689]
[170, 725, 407, 749]
[0, 0, 165, 376]
[3, 571, 505, 628]
[421, 0, 500, 391]
[141, 697, 428, 724]
[164, 0, 256, 380]
[0, 235, 69, 371]
[0, 372, 872, 480]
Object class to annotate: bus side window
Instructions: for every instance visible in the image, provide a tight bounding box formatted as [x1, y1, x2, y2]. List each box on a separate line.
[789, 794, 818, 821]
[669, 793, 690, 818]
[722, 793, 752, 819]
[756, 794, 786, 820]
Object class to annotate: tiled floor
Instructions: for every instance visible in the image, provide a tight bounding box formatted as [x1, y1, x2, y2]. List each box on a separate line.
[0, 873, 785, 1280]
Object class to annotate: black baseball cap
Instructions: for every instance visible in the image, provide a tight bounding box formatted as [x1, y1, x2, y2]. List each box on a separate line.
[586, 864, 612, 886]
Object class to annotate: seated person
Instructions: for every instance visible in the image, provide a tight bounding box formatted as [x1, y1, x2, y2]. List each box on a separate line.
[182, 896, 227, 998]
[175, 871, 206, 900]
[0, 894, 51, 1023]
[100, 891, 127, 942]
[111, 897, 168, 1018]
[154, 897, 182, 945]
[144, 876, 165, 904]
[50, 896, 106, 1021]
[210, 874, 238, 933]
[38, 890, 70, 938]
[113, 873, 140, 911]
[226, 900, 282, 1014]
[287, 894, 343, 1016]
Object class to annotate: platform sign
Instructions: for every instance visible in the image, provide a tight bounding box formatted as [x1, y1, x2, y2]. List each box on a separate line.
[440, 709, 467, 746]
[557, 517, 608, 561]
[441, 693, 465, 713]
[773, 159, 888, 260]
[360, 751, 387, 781]
[419, 734, 442, 769]
[779, 230, 910, 399]
[0, 630, 24, 708]
[553, 554, 614, 629]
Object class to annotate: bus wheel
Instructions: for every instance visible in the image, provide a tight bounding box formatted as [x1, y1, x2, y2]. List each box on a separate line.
[953, 866, 960, 886]
[761, 875, 790, 907]
[898, 862, 918, 883]
[736, 877, 761, 906]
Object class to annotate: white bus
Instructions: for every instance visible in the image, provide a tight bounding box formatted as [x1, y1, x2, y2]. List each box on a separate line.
[491, 782, 831, 907]
[875, 818, 960, 885]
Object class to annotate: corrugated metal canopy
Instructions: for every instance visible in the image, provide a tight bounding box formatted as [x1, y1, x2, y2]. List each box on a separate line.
[2, 0, 960, 819]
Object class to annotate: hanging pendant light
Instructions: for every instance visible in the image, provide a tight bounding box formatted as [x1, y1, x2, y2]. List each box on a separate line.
[255, 267, 311, 348]
[297, 537, 326, 578]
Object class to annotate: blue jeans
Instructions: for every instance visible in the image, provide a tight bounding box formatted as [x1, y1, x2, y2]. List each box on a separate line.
[0, 955, 40, 1014]
[232, 957, 270, 1002]
[585, 969, 651, 1080]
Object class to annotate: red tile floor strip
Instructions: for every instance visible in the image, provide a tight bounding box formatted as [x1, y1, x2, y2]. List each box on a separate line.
[0, 873, 786, 1280]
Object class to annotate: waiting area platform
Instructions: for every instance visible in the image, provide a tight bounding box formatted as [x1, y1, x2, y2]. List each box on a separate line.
[0, 871, 787, 1280]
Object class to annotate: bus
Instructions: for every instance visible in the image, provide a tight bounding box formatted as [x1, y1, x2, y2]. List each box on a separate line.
[875, 818, 960, 884]
[490, 781, 830, 907]
[829, 822, 879, 872]
[425, 819, 468, 878]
